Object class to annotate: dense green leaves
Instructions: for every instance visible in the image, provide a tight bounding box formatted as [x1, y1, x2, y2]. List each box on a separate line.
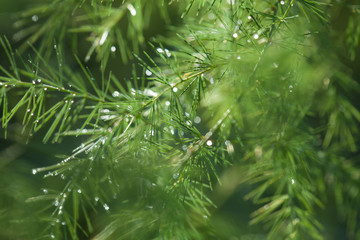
[1, 0, 360, 239]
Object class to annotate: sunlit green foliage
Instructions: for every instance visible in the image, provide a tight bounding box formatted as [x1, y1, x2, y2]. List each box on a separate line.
[1, 0, 360, 239]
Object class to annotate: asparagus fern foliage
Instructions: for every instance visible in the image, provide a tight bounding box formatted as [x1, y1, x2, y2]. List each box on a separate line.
[1, 0, 360, 239]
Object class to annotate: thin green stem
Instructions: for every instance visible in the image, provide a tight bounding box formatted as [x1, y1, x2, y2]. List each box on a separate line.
[281, 0, 296, 23]
[143, 66, 215, 108]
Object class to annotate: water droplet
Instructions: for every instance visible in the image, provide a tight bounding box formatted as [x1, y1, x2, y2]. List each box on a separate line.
[77, 189, 82, 194]
[248, 16, 252, 20]
[253, 34, 259, 39]
[127, 3, 137, 16]
[232, 33, 238, 38]
[165, 49, 171, 57]
[194, 116, 201, 124]
[37, 79, 41, 83]
[165, 101, 170, 106]
[273, 62, 279, 68]
[44, 88, 47, 91]
[236, 56, 241, 60]
[43, 189, 48, 194]
[53, 45, 57, 49]
[145, 70, 152, 76]
[280, 0, 285, 5]
[99, 30, 109, 46]
[27, 109, 31, 112]
[291, 178, 295, 184]
[103, 203, 110, 211]
[110, 46, 116, 52]
[206, 140, 213, 146]
[156, 48, 164, 53]
[31, 15, 39, 22]
[112, 91, 120, 97]
[32, 169, 37, 175]
[172, 87, 178, 93]
[32, 80, 36, 84]
[51, 234, 55, 239]
[61, 221, 66, 225]
[95, 197, 99, 202]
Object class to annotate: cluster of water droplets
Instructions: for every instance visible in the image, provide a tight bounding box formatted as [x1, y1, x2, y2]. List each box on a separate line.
[156, 48, 172, 57]
[93, 196, 110, 211]
[55, 192, 68, 215]
[0, 82, 9, 88]
[103, 203, 110, 211]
